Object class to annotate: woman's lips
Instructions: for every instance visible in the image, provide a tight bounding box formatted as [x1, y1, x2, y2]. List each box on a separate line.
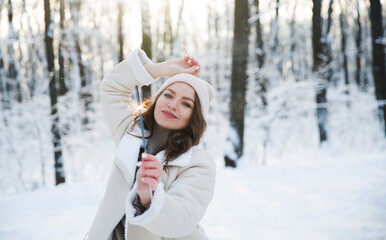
[162, 110, 177, 119]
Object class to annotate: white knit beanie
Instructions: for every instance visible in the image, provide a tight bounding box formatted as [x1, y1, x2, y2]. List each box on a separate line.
[155, 73, 215, 119]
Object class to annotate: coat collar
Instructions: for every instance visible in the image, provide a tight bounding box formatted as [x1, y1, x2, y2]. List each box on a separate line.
[116, 125, 198, 182]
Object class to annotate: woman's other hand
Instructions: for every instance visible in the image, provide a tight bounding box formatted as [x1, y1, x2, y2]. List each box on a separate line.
[136, 153, 163, 207]
[166, 55, 201, 76]
[144, 55, 201, 78]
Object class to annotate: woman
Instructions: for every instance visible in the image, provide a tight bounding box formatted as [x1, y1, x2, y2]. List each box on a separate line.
[85, 49, 216, 240]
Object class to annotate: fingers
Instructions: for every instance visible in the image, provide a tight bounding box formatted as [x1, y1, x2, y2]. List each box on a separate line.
[138, 154, 162, 170]
[138, 169, 162, 180]
[183, 55, 201, 75]
[183, 55, 199, 67]
[185, 66, 200, 75]
[141, 153, 158, 162]
[137, 168, 160, 192]
[136, 153, 163, 191]
[140, 177, 158, 190]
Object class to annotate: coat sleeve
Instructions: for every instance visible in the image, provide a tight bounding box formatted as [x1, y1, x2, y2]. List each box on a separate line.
[99, 49, 156, 146]
[125, 149, 216, 238]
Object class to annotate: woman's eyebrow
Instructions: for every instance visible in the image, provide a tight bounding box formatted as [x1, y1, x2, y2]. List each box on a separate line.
[165, 88, 195, 103]
[183, 97, 195, 104]
[165, 88, 176, 94]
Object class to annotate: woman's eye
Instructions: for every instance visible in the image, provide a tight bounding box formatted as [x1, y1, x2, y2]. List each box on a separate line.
[182, 102, 191, 108]
[164, 93, 172, 99]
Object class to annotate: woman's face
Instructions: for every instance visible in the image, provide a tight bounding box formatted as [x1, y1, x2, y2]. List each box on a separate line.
[154, 82, 195, 130]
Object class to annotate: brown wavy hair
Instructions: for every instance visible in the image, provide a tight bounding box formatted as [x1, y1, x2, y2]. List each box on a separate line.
[130, 90, 206, 167]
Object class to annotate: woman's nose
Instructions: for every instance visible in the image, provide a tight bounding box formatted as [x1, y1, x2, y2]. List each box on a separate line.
[168, 100, 178, 110]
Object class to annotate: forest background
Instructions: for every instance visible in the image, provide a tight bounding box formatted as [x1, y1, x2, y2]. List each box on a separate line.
[0, 0, 385, 238]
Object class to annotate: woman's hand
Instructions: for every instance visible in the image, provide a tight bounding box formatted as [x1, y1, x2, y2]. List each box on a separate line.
[145, 55, 201, 78]
[166, 55, 201, 76]
[136, 153, 163, 207]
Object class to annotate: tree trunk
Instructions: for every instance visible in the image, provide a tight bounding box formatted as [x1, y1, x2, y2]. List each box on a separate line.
[254, 0, 265, 69]
[340, 10, 350, 107]
[21, 0, 38, 98]
[58, 0, 67, 96]
[44, 0, 65, 185]
[163, 0, 173, 58]
[312, 0, 328, 143]
[254, 0, 267, 106]
[271, 0, 280, 53]
[140, 0, 152, 100]
[339, 13, 349, 88]
[323, 0, 333, 83]
[173, 0, 185, 56]
[118, 2, 124, 62]
[254, 0, 269, 165]
[355, 0, 362, 88]
[0, 1, 5, 110]
[7, 0, 21, 105]
[0, 48, 3, 110]
[370, 0, 386, 136]
[70, 0, 91, 127]
[289, 3, 298, 78]
[224, 0, 250, 167]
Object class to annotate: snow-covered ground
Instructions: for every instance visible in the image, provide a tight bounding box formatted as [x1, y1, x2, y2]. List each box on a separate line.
[1, 152, 385, 240]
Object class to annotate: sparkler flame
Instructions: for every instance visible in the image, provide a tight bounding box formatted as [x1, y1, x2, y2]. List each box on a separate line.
[126, 101, 147, 114]
[136, 104, 146, 114]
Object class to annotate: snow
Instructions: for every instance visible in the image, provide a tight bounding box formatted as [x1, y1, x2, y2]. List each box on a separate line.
[1, 1, 386, 238]
[205, 154, 386, 240]
[1, 151, 385, 240]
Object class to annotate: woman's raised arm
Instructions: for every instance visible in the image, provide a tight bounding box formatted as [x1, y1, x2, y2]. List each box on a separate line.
[100, 50, 201, 146]
[145, 56, 201, 78]
[99, 49, 156, 146]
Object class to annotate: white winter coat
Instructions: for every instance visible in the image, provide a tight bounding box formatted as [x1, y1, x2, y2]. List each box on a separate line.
[85, 49, 216, 240]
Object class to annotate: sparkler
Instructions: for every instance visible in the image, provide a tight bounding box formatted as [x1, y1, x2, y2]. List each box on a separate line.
[135, 85, 152, 202]
[135, 86, 148, 153]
